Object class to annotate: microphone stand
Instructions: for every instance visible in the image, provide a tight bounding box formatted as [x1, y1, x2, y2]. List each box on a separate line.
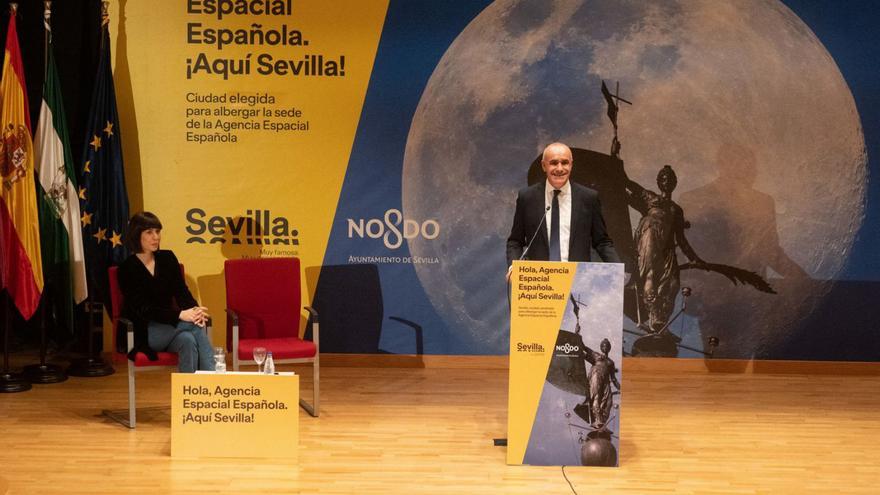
[519, 205, 551, 262]
[507, 206, 551, 307]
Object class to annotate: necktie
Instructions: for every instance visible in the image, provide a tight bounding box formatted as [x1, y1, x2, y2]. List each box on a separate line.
[549, 189, 561, 261]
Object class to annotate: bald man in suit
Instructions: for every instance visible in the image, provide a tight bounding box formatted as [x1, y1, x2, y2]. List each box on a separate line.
[507, 142, 619, 278]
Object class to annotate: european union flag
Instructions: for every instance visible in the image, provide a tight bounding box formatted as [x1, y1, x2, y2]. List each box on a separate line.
[79, 12, 129, 311]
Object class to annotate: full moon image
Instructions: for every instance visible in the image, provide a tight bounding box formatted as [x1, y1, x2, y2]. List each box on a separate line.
[401, 0, 867, 357]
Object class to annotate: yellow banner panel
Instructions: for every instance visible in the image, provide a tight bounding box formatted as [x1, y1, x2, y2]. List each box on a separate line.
[506, 261, 576, 464]
[108, 1, 390, 347]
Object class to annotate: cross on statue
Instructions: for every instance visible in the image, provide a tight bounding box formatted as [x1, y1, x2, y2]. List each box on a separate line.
[600, 80, 633, 158]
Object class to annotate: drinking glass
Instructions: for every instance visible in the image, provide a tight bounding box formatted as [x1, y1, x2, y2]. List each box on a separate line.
[253, 347, 267, 373]
[213, 346, 226, 373]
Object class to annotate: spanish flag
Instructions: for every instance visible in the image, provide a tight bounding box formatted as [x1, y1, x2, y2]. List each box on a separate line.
[0, 5, 43, 320]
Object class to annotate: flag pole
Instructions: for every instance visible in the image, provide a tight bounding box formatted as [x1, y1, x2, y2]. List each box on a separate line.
[0, 3, 33, 394]
[23, 0, 68, 385]
[67, 0, 114, 378]
[1, 291, 32, 392]
[44, 1, 50, 70]
[66, 301, 114, 377]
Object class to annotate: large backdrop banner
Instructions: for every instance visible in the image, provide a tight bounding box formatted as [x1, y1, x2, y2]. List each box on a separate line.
[113, 0, 879, 361]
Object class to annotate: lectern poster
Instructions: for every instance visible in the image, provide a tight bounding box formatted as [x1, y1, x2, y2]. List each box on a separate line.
[507, 261, 624, 467]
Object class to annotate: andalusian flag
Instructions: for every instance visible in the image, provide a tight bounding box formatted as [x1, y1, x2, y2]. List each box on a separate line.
[35, 19, 88, 333]
[80, 8, 129, 310]
[0, 6, 43, 320]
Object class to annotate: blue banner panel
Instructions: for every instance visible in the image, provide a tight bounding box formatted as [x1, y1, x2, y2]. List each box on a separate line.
[320, 0, 880, 360]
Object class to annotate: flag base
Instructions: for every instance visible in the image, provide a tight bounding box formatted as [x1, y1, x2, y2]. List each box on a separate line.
[0, 372, 32, 393]
[67, 357, 115, 377]
[23, 363, 68, 384]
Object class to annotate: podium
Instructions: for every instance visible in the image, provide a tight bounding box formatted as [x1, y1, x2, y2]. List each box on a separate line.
[171, 372, 299, 458]
[507, 261, 624, 467]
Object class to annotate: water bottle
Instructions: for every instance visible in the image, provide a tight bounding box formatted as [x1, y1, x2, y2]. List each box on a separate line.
[264, 351, 275, 374]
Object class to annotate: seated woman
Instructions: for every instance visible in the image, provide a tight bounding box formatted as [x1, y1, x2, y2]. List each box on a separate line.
[118, 211, 214, 372]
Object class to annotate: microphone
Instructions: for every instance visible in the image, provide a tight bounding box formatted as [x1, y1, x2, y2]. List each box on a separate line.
[519, 206, 551, 261]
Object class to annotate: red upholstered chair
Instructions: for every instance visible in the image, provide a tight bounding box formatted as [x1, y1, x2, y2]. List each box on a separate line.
[224, 257, 319, 417]
[103, 264, 210, 428]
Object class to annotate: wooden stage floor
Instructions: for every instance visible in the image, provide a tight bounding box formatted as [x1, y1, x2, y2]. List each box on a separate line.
[1, 357, 879, 494]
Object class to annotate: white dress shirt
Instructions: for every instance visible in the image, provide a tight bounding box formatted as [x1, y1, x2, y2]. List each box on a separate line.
[544, 179, 572, 262]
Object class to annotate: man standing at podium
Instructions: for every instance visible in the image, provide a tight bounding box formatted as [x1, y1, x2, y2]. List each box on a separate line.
[506, 142, 620, 279]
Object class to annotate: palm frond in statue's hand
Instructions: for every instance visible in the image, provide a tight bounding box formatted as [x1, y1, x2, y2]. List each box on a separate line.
[680, 262, 776, 294]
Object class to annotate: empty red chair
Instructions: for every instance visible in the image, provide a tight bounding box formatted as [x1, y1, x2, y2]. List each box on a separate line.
[225, 257, 319, 416]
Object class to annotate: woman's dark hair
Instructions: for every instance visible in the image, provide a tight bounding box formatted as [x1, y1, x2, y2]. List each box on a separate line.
[126, 211, 163, 253]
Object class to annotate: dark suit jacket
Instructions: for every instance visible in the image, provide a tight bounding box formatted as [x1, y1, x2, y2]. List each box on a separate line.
[506, 181, 620, 265]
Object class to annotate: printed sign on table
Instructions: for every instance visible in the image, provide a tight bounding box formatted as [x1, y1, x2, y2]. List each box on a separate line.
[171, 372, 299, 458]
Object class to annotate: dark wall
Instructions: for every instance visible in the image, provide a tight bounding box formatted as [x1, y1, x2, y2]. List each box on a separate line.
[0, 1, 102, 168]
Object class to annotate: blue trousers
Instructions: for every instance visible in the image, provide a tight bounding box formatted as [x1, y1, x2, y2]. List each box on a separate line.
[148, 320, 214, 373]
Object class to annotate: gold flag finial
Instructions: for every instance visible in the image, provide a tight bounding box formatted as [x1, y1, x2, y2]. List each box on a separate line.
[102, 1, 110, 27]
[44, 1, 52, 31]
